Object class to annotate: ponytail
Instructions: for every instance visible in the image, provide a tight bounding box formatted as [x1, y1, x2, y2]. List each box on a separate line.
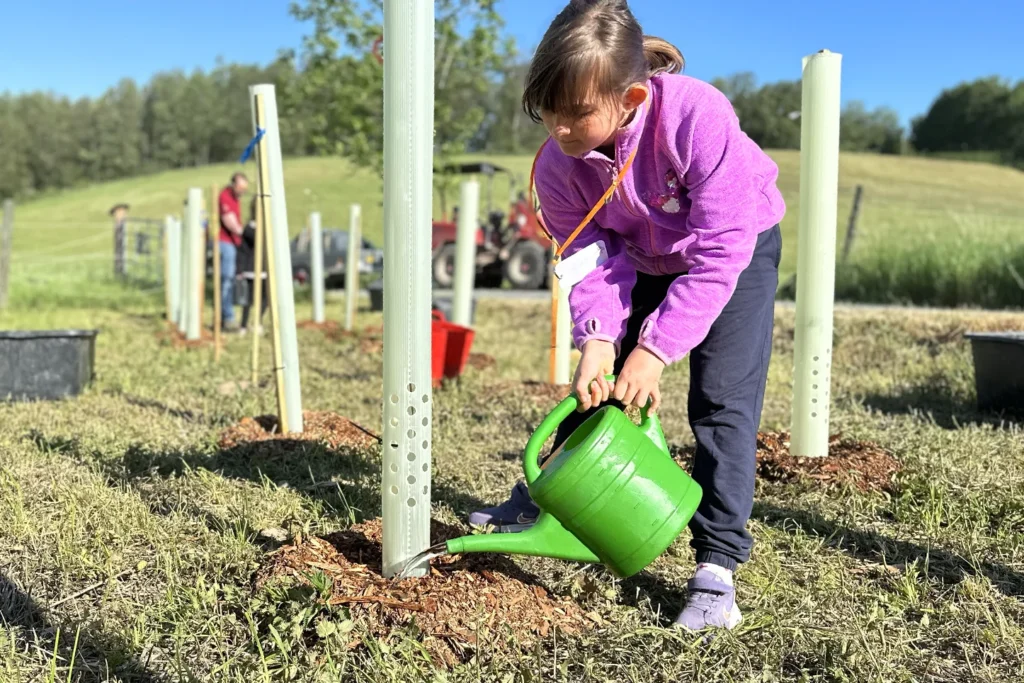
[643, 35, 684, 77]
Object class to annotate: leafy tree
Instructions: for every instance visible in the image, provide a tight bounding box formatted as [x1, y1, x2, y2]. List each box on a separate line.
[911, 76, 1021, 157]
[475, 60, 550, 155]
[288, 0, 511, 178]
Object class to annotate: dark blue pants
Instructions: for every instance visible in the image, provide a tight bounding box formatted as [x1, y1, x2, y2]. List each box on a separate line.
[551, 224, 781, 570]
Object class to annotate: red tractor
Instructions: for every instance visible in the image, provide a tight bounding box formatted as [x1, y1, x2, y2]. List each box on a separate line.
[431, 162, 552, 290]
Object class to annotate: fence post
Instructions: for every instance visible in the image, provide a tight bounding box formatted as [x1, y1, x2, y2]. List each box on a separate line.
[250, 84, 303, 433]
[453, 179, 479, 327]
[840, 184, 863, 265]
[381, 0, 434, 578]
[310, 212, 325, 324]
[114, 221, 126, 279]
[791, 49, 842, 458]
[0, 200, 12, 310]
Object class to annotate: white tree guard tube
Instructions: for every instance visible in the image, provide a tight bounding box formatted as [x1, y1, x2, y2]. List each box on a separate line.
[165, 216, 181, 324]
[381, 0, 434, 578]
[554, 278, 571, 385]
[185, 188, 203, 341]
[310, 212, 325, 324]
[791, 50, 842, 457]
[345, 204, 361, 332]
[250, 84, 304, 433]
[452, 180, 479, 327]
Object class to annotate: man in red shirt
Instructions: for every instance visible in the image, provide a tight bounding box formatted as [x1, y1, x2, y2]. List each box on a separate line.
[218, 172, 248, 331]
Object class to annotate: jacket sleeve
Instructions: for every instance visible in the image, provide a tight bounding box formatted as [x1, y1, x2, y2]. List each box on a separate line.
[636, 88, 760, 365]
[534, 161, 637, 354]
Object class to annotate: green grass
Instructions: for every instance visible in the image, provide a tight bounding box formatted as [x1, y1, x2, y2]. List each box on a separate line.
[5, 150, 1024, 310]
[0, 290, 1023, 681]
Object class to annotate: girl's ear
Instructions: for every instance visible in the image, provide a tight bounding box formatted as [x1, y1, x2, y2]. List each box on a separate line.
[623, 84, 648, 111]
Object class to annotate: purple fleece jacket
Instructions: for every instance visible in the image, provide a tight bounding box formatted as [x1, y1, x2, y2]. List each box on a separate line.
[534, 73, 786, 365]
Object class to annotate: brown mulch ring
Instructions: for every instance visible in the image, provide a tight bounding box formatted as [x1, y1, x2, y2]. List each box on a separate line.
[218, 411, 381, 452]
[322, 324, 382, 341]
[677, 431, 902, 493]
[297, 320, 342, 332]
[755, 431, 902, 493]
[255, 518, 594, 668]
[466, 353, 497, 371]
[156, 325, 216, 349]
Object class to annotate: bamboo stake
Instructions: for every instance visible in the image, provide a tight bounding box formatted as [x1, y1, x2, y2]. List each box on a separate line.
[254, 93, 288, 430]
[250, 191, 265, 385]
[212, 184, 222, 361]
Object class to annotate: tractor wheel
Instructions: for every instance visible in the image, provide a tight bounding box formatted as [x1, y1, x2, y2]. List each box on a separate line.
[504, 240, 547, 290]
[431, 243, 457, 289]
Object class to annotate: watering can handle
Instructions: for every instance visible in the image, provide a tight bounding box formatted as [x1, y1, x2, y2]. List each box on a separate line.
[523, 375, 669, 486]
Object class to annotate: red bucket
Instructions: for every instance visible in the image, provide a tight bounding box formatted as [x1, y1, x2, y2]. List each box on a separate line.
[431, 318, 448, 387]
[431, 310, 475, 384]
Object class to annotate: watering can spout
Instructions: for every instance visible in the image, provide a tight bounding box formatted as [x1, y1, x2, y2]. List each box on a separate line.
[446, 512, 600, 565]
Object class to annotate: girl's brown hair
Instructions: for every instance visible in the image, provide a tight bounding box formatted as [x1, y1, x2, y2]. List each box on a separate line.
[522, 0, 683, 124]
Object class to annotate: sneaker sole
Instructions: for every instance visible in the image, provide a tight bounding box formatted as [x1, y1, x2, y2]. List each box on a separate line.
[672, 604, 743, 632]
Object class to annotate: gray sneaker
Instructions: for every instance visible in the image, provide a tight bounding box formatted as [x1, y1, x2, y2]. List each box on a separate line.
[468, 481, 539, 532]
[674, 571, 743, 631]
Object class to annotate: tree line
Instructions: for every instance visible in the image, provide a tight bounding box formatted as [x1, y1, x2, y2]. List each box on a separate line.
[1, 0, 1021, 200]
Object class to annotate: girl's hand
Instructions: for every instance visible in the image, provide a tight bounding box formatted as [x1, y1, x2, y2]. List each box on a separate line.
[613, 347, 665, 413]
[573, 340, 616, 412]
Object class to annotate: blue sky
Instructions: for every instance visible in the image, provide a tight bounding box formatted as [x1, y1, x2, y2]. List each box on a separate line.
[2, 0, 1021, 128]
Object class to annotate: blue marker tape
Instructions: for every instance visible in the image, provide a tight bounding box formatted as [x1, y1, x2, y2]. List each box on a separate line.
[239, 128, 266, 163]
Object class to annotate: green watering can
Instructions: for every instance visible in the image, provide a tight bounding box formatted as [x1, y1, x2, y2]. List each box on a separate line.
[425, 377, 703, 579]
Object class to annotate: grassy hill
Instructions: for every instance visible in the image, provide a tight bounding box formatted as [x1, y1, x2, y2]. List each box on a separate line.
[6, 150, 1024, 309]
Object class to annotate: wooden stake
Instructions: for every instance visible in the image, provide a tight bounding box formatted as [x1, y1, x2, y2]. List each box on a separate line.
[254, 93, 288, 431]
[549, 264, 558, 384]
[250, 192, 265, 385]
[211, 184, 222, 361]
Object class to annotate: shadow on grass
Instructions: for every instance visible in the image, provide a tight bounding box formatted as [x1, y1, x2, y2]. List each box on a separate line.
[755, 503, 1024, 598]
[0, 575, 165, 682]
[859, 375, 1022, 430]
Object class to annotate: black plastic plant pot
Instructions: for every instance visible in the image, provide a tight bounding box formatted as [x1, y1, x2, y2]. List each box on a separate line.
[368, 279, 384, 312]
[0, 330, 99, 401]
[964, 331, 1024, 415]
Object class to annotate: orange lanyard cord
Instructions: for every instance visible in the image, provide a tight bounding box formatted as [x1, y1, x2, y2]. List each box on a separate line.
[528, 139, 638, 261]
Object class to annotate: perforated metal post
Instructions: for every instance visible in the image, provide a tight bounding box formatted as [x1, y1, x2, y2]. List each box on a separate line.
[791, 50, 842, 457]
[381, 0, 434, 578]
[452, 180, 478, 327]
[250, 84, 304, 433]
[165, 216, 181, 323]
[345, 204, 361, 332]
[310, 212, 325, 324]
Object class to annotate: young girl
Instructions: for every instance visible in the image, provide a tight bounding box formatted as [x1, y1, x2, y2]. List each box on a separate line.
[469, 0, 785, 631]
